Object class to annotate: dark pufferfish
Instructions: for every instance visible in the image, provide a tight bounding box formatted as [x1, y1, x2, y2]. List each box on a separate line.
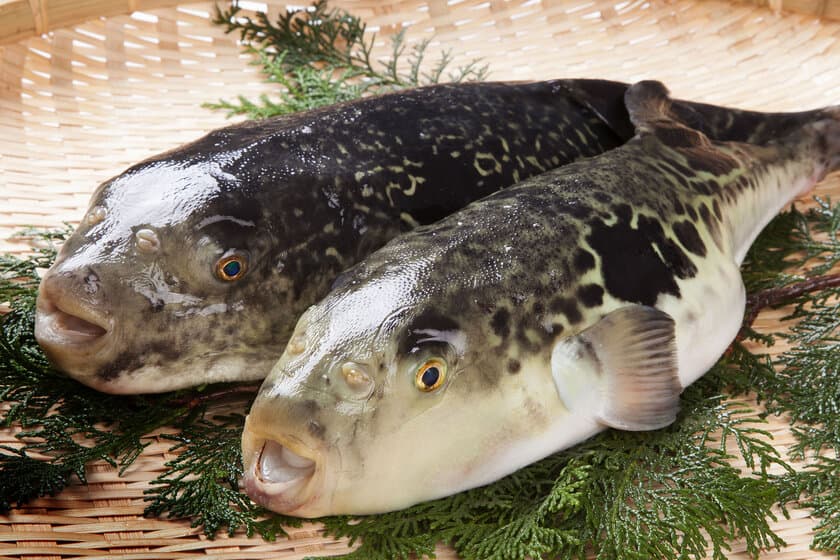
[34, 78, 834, 393]
[243, 81, 840, 517]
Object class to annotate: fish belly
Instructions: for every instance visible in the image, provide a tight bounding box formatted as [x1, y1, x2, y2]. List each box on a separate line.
[660, 255, 746, 388]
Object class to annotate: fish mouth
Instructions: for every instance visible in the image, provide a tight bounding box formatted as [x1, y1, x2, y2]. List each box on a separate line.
[34, 283, 110, 350]
[242, 431, 324, 517]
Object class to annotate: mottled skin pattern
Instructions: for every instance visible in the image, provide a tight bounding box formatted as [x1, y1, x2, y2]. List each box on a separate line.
[243, 82, 840, 516]
[35, 79, 836, 393]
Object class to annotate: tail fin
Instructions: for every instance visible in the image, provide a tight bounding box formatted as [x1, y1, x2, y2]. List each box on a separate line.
[557, 78, 839, 147]
[671, 101, 840, 146]
[716, 115, 840, 264]
[812, 117, 840, 175]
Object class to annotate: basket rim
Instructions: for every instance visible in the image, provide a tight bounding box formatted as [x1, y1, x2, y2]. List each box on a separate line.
[0, 0, 185, 46]
[2, 0, 840, 47]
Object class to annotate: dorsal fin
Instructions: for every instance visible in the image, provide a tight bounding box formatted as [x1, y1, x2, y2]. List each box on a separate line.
[626, 80, 712, 148]
[625, 80, 674, 135]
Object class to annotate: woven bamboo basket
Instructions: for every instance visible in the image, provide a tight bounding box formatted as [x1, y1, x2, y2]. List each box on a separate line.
[1, 0, 839, 558]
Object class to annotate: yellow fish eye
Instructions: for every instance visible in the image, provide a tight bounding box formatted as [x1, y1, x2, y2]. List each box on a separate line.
[415, 359, 447, 392]
[216, 254, 248, 281]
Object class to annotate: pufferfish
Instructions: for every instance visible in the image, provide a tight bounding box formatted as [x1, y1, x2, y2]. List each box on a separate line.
[33, 79, 832, 394]
[242, 80, 840, 517]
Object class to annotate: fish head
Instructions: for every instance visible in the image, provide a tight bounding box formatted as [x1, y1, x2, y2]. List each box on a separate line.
[242, 259, 537, 516]
[35, 156, 287, 393]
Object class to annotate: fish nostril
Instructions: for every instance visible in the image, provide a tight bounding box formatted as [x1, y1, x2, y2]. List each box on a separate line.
[136, 228, 160, 254]
[85, 205, 107, 226]
[307, 420, 326, 439]
[49, 265, 100, 296]
[287, 332, 307, 355]
[83, 268, 100, 294]
[341, 362, 373, 394]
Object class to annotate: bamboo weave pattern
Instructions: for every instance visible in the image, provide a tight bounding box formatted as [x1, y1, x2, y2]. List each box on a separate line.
[1, 1, 839, 558]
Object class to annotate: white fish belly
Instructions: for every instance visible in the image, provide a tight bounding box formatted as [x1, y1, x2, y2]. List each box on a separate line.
[455, 358, 602, 491]
[659, 255, 746, 388]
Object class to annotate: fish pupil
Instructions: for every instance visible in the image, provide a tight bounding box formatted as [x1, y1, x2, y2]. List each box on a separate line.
[421, 367, 440, 387]
[223, 260, 241, 278]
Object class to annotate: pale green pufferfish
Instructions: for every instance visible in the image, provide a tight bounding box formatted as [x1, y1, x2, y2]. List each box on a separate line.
[242, 81, 840, 517]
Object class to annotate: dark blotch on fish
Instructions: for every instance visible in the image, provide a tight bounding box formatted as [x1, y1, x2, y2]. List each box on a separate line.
[587, 218, 681, 307]
[550, 297, 582, 324]
[302, 400, 321, 415]
[613, 203, 633, 223]
[565, 204, 591, 219]
[673, 220, 707, 257]
[594, 192, 612, 204]
[491, 308, 511, 339]
[685, 204, 698, 221]
[573, 249, 596, 273]
[97, 341, 180, 381]
[577, 284, 605, 308]
[637, 215, 697, 280]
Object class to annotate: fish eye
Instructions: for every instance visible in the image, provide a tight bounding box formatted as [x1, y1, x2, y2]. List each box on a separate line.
[215, 252, 248, 282]
[415, 359, 447, 392]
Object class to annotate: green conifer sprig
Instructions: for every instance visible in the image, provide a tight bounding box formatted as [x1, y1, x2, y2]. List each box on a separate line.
[214, 0, 370, 73]
[733, 198, 840, 554]
[144, 414, 302, 539]
[204, 49, 367, 118]
[207, 0, 488, 119]
[778, 457, 840, 552]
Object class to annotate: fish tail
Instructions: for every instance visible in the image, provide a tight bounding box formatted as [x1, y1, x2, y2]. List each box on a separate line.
[623, 80, 840, 264]
[671, 102, 840, 146]
[814, 113, 840, 173]
[722, 115, 840, 264]
[557, 78, 838, 147]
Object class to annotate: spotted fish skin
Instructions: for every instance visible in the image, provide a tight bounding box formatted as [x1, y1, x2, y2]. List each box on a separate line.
[34, 79, 836, 394]
[243, 81, 840, 517]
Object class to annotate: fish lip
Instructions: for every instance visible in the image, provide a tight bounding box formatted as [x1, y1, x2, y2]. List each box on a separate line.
[242, 431, 327, 517]
[34, 282, 112, 351]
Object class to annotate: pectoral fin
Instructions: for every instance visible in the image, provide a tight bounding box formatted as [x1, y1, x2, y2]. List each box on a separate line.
[551, 305, 682, 431]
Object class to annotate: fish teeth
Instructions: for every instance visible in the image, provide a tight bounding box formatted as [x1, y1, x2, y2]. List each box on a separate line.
[258, 440, 315, 484]
[280, 445, 316, 469]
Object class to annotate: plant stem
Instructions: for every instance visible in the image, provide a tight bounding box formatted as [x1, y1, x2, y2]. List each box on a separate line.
[743, 273, 840, 329]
